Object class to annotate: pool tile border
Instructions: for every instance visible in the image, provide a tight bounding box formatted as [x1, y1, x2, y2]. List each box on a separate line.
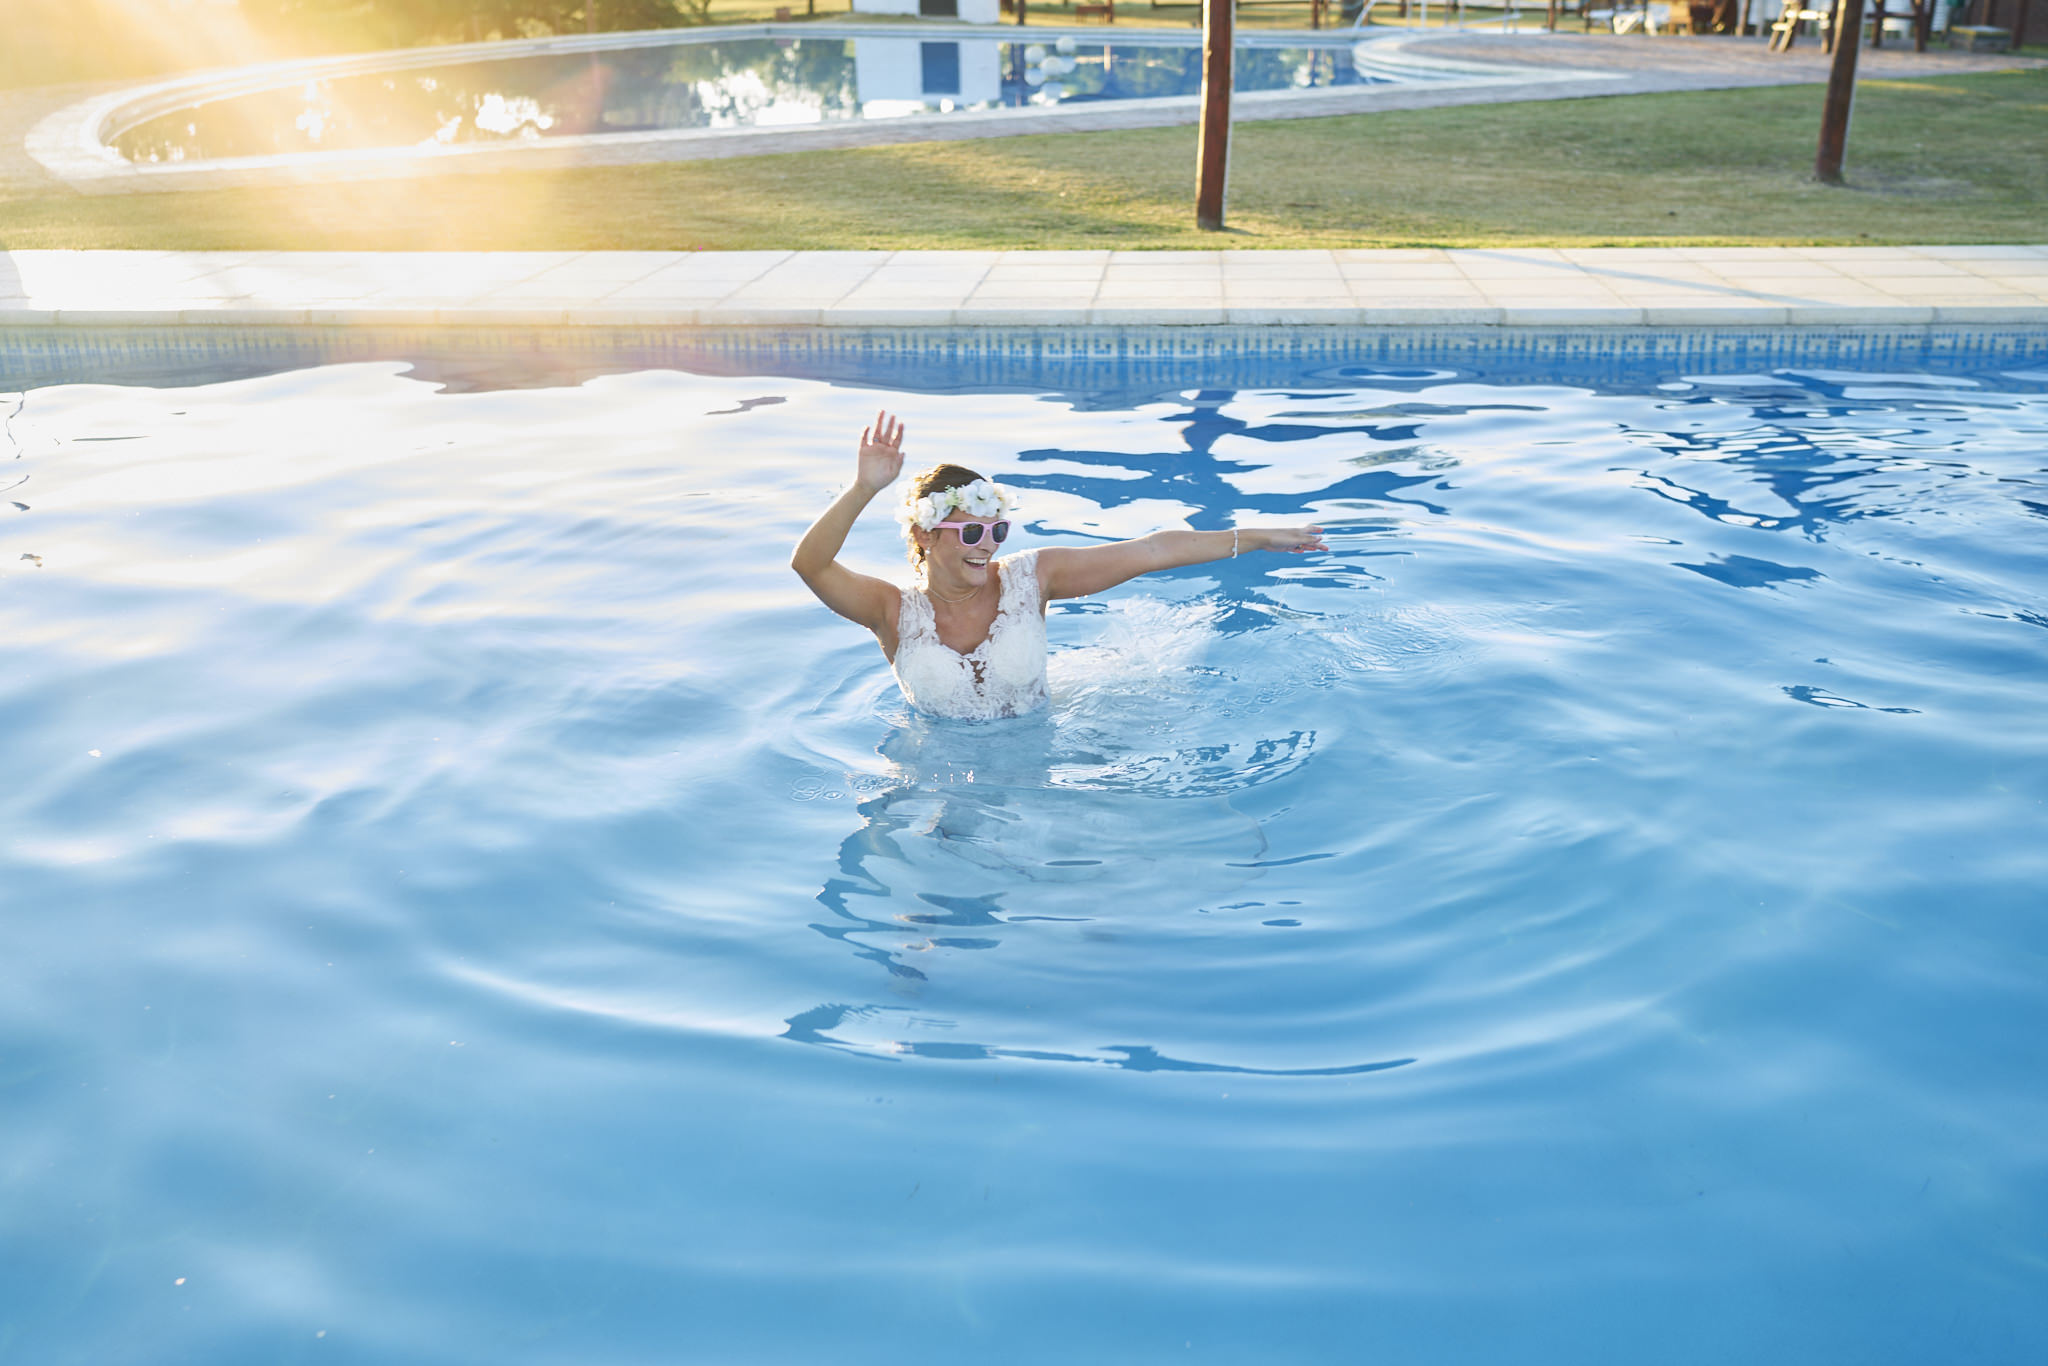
[9, 321, 2048, 398]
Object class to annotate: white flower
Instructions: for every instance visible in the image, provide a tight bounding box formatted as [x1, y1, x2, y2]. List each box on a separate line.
[900, 478, 1019, 532]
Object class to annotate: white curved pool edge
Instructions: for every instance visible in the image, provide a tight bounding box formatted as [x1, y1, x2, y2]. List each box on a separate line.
[25, 26, 1603, 195]
[1, 247, 2044, 330]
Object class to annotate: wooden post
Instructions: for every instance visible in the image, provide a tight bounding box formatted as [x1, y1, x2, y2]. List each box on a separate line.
[1547, 0, 1559, 28]
[1195, 0, 1233, 230]
[2013, 0, 2031, 47]
[1814, 0, 1866, 183]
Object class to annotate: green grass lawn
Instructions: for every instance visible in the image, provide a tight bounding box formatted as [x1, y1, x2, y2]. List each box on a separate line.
[4, 67, 2043, 250]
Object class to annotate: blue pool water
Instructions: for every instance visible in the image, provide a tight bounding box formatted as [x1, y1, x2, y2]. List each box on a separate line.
[3, 328, 2046, 1363]
[110, 32, 1388, 164]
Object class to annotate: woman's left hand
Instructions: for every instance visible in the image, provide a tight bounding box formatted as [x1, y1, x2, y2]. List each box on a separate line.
[1244, 525, 1327, 554]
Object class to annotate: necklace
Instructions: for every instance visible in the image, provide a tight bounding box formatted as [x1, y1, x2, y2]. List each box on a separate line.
[925, 578, 985, 605]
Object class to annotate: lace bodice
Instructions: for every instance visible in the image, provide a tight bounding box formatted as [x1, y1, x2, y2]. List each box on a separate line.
[892, 550, 1049, 721]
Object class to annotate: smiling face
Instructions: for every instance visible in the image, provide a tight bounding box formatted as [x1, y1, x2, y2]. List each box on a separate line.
[916, 513, 1004, 589]
[902, 462, 1006, 584]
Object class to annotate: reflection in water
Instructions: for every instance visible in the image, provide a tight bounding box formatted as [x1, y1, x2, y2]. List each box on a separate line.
[809, 709, 1300, 984]
[773, 360, 2047, 1073]
[112, 37, 1386, 163]
[5, 336, 2047, 1363]
[4, 339, 2048, 1366]
[791, 712, 1415, 1075]
[1626, 370, 2048, 552]
[784, 1002, 1412, 1074]
[786, 574, 1354, 1067]
[1015, 387, 1451, 525]
[1674, 553, 1822, 590]
[1782, 685, 1920, 714]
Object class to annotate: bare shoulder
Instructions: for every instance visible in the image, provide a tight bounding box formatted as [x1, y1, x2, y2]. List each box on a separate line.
[1023, 545, 1070, 598]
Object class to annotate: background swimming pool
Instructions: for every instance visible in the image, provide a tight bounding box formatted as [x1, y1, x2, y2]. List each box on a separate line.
[3, 328, 2045, 1363]
[110, 33, 1386, 164]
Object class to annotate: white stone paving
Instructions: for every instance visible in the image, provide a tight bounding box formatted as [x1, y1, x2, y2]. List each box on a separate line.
[2, 247, 2047, 327]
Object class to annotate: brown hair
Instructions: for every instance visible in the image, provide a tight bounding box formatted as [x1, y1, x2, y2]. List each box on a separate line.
[903, 463, 986, 570]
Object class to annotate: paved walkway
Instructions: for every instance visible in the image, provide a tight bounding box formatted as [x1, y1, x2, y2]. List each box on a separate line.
[2, 246, 2045, 326]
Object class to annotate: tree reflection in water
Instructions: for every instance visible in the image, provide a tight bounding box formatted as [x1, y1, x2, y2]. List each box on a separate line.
[110, 36, 1383, 163]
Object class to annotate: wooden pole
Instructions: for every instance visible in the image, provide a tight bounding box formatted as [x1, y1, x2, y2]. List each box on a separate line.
[2013, 0, 2031, 48]
[1814, 0, 1866, 183]
[1547, 0, 1559, 29]
[1195, 0, 1233, 230]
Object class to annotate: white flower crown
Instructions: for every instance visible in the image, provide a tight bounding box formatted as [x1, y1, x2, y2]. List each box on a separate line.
[897, 478, 1020, 533]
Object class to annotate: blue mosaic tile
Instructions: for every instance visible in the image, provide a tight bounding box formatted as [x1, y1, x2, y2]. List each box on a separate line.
[4, 324, 2047, 394]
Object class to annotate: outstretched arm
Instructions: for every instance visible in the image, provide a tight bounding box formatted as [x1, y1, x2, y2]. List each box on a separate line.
[791, 411, 908, 638]
[1038, 525, 1326, 602]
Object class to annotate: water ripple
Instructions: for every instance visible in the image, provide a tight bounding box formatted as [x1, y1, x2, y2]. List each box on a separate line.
[3, 342, 2045, 1363]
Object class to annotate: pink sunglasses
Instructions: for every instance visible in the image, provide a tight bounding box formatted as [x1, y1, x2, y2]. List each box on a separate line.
[931, 519, 1011, 547]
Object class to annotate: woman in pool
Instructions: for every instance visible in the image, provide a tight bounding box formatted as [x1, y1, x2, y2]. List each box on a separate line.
[793, 410, 1327, 721]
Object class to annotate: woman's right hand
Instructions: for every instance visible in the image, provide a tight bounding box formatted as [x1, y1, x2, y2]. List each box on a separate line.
[856, 411, 906, 494]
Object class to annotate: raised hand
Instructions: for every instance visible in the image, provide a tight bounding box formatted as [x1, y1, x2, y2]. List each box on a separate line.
[856, 410, 906, 494]
[1246, 525, 1327, 554]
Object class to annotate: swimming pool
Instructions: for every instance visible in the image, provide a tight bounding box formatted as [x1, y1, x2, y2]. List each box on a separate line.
[108, 33, 1395, 164]
[3, 326, 2045, 1363]
[30, 27, 1563, 192]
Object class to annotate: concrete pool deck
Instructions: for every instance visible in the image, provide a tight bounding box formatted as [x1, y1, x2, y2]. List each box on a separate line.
[3, 246, 2046, 328]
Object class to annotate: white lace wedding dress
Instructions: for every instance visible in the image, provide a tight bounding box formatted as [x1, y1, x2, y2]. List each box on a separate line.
[891, 550, 1049, 720]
